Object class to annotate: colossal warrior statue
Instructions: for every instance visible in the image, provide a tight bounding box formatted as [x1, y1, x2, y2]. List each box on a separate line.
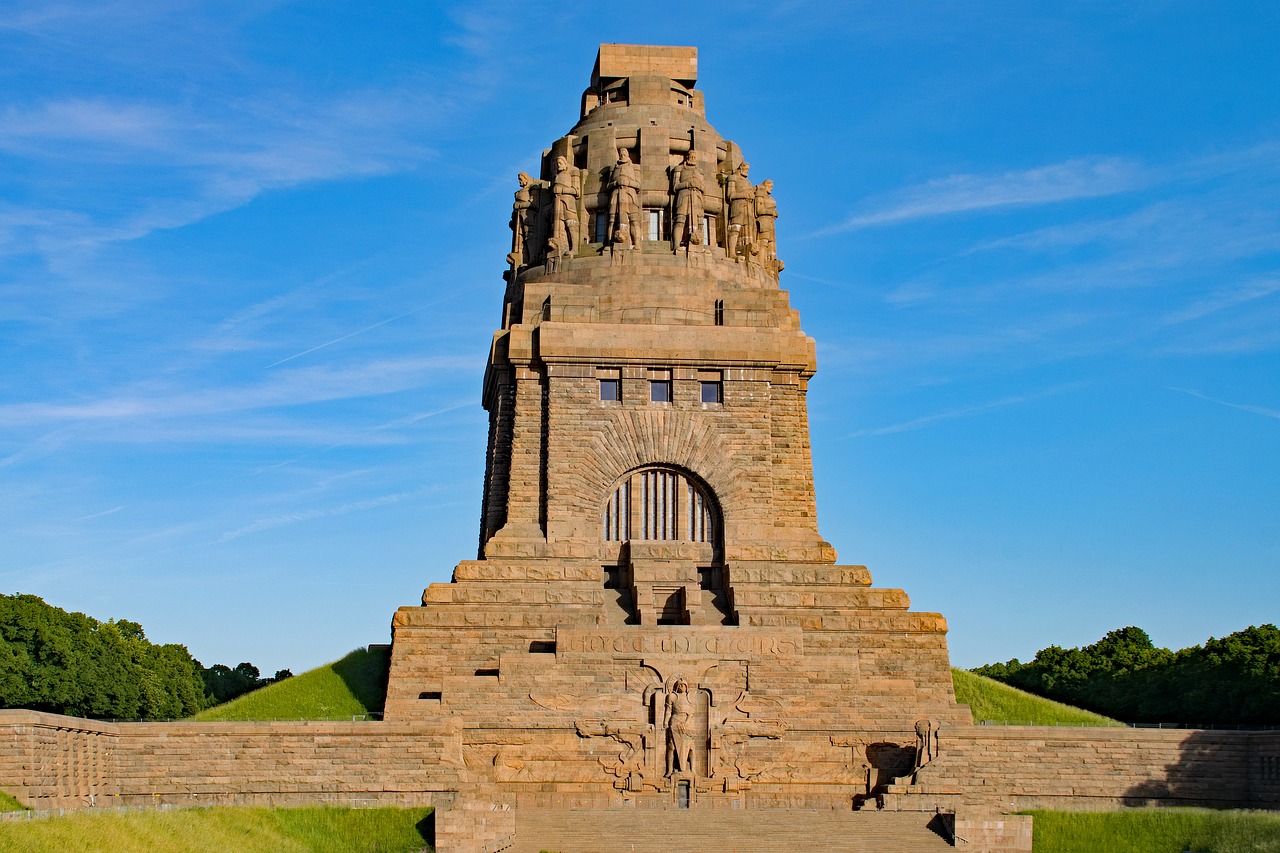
[725, 160, 754, 259]
[550, 154, 581, 257]
[384, 44, 967, 816]
[755, 178, 779, 265]
[671, 150, 706, 247]
[607, 148, 642, 248]
[508, 171, 542, 266]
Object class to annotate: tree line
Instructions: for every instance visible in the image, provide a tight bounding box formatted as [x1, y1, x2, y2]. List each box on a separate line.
[974, 624, 1280, 726]
[0, 594, 290, 720]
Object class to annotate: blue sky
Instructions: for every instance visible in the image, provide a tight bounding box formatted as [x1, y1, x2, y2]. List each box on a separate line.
[2, 2, 1276, 675]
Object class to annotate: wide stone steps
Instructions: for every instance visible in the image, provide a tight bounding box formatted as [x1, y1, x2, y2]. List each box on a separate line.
[510, 808, 954, 852]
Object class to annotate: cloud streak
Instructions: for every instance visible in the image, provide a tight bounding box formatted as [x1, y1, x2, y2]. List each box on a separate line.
[846, 385, 1083, 438]
[217, 488, 433, 541]
[0, 357, 470, 428]
[1169, 388, 1280, 421]
[814, 157, 1146, 236]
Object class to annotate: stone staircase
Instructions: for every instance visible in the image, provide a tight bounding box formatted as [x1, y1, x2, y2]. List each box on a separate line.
[510, 807, 954, 852]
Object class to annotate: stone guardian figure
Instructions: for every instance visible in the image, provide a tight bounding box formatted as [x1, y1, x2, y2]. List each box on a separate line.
[724, 161, 755, 260]
[670, 151, 705, 248]
[663, 676, 697, 776]
[549, 155, 581, 258]
[509, 171, 544, 266]
[607, 148, 642, 249]
[755, 178, 781, 270]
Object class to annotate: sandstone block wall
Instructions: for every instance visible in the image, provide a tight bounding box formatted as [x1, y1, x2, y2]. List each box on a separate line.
[0, 710, 460, 811]
[903, 726, 1280, 812]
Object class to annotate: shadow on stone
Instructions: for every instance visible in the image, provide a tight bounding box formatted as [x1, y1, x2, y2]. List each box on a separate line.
[416, 808, 435, 848]
[331, 646, 391, 715]
[1122, 729, 1251, 808]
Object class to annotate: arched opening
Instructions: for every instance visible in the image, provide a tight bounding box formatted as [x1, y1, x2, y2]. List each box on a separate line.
[600, 466, 732, 626]
[601, 465, 719, 547]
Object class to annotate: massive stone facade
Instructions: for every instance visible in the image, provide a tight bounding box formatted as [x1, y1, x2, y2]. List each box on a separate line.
[383, 43, 969, 811]
[6, 43, 1278, 853]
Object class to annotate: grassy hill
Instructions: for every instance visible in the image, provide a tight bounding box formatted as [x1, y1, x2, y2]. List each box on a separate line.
[0, 806, 432, 852]
[953, 667, 1123, 726]
[191, 646, 389, 722]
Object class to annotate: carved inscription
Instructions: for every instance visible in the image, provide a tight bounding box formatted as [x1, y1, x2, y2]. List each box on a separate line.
[558, 629, 802, 657]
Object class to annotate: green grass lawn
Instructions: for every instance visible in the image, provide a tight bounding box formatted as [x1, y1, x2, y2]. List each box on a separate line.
[1030, 808, 1280, 853]
[952, 667, 1123, 727]
[0, 805, 432, 853]
[192, 646, 389, 722]
[0, 792, 26, 813]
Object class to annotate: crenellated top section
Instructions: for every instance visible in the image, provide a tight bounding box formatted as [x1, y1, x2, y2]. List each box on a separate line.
[505, 44, 783, 291]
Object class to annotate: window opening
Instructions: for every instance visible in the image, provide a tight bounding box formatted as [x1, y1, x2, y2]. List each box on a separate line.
[602, 467, 715, 544]
[700, 381, 722, 404]
[647, 209, 664, 241]
[594, 212, 608, 243]
[541, 297, 551, 321]
[698, 566, 722, 591]
[714, 299, 724, 326]
[599, 379, 620, 401]
[650, 380, 672, 403]
[677, 780, 691, 808]
[603, 478, 630, 541]
[418, 691, 442, 701]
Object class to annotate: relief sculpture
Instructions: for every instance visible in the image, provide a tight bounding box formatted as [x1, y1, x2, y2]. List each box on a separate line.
[663, 676, 697, 775]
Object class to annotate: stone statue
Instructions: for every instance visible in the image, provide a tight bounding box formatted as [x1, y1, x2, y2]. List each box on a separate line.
[725, 161, 755, 259]
[549, 155, 581, 258]
[911, 719, 941, 782]
[509, 172, 543, 266]
[755, 178, 778, 264]
[671, 150, 705, 247]
[608, 148, 642, 249]
[663, 676, 696, 775]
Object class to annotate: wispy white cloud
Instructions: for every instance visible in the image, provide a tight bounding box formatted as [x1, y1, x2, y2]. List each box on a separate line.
[846, 384, 1083, 438]
[1169, 388, 1280, 421]
[217, 488, 433, 541]
[0, 85, 442, 260]
[75, 504, 127, 522]
[0, 357, 469, 427]
[1162, 279, 1280, 325]
[814, 157, 1146, 235]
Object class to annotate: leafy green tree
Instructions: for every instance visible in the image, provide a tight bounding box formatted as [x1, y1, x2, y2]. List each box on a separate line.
[0, 594, 211, 719]
[974, 624, 1280, 726]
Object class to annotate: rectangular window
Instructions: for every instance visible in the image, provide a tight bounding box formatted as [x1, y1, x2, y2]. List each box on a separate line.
[599, 379, 620, 401]
[650, 380, 672, 403]
[647, 209, 664, 242]
[698, 370, 723, 404]
[714, 299, 724, 326]
[594, 212, 608, 243]
[703, 215, 716, 247]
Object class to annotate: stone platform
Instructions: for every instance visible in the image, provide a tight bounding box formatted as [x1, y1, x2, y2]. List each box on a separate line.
[510, 807, 957, 852]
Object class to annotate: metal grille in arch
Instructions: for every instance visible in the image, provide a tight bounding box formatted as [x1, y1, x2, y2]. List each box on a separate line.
[602, 468, 714, 543]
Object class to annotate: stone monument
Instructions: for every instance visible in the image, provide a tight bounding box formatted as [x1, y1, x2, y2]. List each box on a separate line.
[383, 43, 969, 811]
